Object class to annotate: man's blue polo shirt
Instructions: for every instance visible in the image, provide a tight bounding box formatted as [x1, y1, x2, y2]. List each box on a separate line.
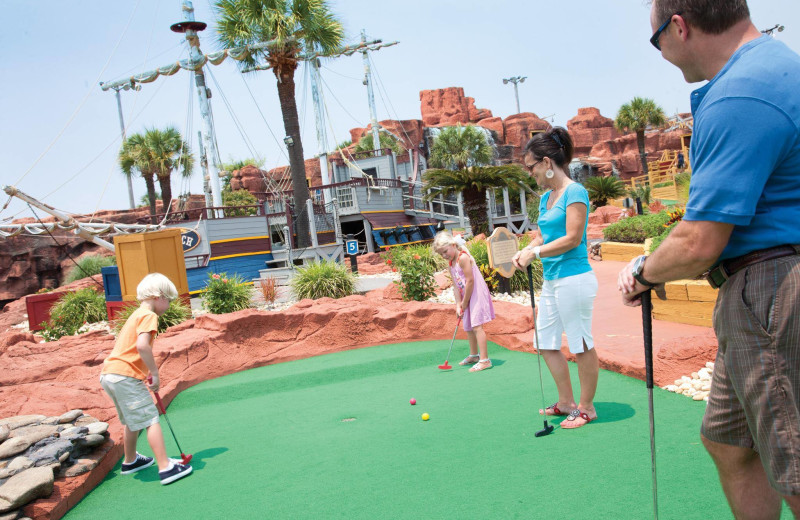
[686, 35, 800, 261]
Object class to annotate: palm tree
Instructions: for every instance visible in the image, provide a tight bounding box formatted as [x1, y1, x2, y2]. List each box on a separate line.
[119, 127, 194, 223]
[422, 125, 531, 236]
[214, 0, 344, 248]
[584, 175, 627, 208]
[615, 97, 666, 176]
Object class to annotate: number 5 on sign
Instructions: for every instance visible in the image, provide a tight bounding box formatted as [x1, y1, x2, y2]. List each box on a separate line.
[346, 240, 359, 256]
[486, 227, 519, 278]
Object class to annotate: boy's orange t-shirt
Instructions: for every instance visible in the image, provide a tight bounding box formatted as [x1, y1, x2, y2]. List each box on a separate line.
[101, 306, 158, 380]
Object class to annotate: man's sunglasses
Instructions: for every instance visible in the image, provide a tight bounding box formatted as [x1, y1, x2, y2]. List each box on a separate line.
[650, 12, 682, 51]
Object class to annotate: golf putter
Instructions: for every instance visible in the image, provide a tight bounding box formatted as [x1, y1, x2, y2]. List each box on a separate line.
[528, 265, 554, 437]
[641, 290, 658, 519]
[147, 376, 193, 465]
[438, 317, 462, 370]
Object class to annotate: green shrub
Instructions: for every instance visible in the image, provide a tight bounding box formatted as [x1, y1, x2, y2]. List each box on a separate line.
[64, 255, 117, 284]
[202, 272, 253, 313]
[526, 196, 541, 224]
[110, 299, 192, 335]
[652, 182, 672, 188]
[41, 288, 107, 341]
[602, 212, 671, 243]
[393, 252, 437, 302]
[390, 243, 446, 273]
[675, 171, 691, 203]
[222, 189, 258, 217]
[291, 261, 356, 300]
[509, 234, 543, 293]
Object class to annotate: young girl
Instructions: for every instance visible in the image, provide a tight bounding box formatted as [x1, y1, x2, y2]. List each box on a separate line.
[433, 231, 495, 372]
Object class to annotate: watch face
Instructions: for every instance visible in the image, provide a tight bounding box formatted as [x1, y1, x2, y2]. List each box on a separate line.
[633, 255, 645, 275]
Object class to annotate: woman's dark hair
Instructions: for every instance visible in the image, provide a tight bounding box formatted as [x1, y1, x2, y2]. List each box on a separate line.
[653, 0, 749, 35]
[523, 127, 574, 169]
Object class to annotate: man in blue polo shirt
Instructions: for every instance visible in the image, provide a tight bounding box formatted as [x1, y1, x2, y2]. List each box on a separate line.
[617, 1, 800, 518]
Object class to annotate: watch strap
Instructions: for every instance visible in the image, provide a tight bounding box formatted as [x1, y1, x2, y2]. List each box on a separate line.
[633, 271, 657, 288]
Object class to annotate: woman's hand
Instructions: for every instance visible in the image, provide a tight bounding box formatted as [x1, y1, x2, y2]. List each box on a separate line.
[512, 247, 537, 271]
[456, 302, 463, 318]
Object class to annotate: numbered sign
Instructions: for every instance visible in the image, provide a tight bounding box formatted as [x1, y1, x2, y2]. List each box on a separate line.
[346, 240, 359, 256]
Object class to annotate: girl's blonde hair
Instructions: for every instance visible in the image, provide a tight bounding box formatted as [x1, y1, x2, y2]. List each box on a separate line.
[137, 273, 179, 301]
[432, 231, 469, 254]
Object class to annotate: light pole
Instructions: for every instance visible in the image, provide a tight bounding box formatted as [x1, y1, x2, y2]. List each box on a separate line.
[502, 76, 526, 114]
[761, 24, 785, 36]
[100, 81, 141, 209]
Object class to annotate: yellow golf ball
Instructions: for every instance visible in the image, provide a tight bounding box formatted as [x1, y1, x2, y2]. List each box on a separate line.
[422, 413, 430, 421]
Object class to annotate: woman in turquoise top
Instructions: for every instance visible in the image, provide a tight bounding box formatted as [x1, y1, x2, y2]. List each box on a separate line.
[512, 127, 599, 429]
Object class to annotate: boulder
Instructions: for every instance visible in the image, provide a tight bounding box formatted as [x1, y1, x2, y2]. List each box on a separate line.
[0, 467, 54, 514]
[56, 410, 82, 424]
[0, 419, 43, 432]
[0, 439, 31, 461]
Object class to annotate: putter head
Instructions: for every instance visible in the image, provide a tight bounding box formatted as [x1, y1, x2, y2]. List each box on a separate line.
[181, 453, 193, 465]
[535, 421, 554, 437]
[437, 363, 453, 370]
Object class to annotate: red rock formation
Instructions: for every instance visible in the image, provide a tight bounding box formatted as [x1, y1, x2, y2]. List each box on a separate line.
[567, 107, 621, 157]
[230, 158, 323, 192]
[349, 119, 425, 151]
[587, 128, 685, 179]
[475, 117, 504, 142]
[502, 113, 552, 163]
[419, 87, 492, 127]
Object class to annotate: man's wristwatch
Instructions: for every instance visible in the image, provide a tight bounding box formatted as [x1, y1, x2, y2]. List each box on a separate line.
[631, 255, 658, 288]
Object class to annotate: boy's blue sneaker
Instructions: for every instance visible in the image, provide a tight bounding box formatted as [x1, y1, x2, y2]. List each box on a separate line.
[159, 459, 193, 485]
[120, 453, 154, 474]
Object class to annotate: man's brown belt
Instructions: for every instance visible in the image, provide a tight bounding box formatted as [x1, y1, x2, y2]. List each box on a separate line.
[705, 244, 800, 289]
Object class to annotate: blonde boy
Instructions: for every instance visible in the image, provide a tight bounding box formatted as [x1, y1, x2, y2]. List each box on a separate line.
[100, 273, 192, 485]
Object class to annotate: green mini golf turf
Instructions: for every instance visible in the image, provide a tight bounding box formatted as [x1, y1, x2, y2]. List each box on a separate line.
[64, 341, 793, 519]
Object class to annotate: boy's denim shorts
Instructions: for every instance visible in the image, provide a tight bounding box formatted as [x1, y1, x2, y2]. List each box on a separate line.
[100, 374, 160, 432]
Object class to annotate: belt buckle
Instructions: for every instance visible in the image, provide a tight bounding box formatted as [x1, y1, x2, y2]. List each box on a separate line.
[705, 264, 728, 289]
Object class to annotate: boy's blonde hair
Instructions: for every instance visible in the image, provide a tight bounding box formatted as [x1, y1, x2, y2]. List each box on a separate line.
[137, 273, 178, 301]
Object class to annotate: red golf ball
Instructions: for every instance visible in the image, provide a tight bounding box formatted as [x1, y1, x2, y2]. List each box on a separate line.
[410, 398, 417, 405]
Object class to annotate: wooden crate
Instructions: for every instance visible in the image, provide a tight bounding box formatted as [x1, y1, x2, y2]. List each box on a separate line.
[113, 229, 189, 301]
[601, 241, 645, 262]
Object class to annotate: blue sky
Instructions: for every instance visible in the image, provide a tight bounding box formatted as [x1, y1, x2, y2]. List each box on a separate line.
[1, 0, 798, 221]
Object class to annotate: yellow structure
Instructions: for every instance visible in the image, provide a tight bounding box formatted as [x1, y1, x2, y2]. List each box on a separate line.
[113, 228, 189, 301]
[629, 132, 692, 201]
[652, 278, 717, 327]
[600, 241, 646, 262]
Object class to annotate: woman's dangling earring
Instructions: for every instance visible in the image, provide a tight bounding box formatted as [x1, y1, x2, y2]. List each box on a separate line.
[545, 169, 555, 179]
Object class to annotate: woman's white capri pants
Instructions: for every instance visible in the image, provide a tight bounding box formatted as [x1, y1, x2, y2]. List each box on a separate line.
[534, 270, 598, 354]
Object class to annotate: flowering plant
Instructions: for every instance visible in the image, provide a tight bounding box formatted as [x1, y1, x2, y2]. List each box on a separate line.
[202, 272, 252, 314]
[394, 253, 437, 302]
